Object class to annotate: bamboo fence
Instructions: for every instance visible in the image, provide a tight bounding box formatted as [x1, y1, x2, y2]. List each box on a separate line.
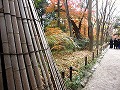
[0, 0, 66, 90]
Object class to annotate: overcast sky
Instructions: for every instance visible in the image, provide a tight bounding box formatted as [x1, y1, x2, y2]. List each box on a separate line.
[114, 0, 120, 16]
[98, 0, 120, 17]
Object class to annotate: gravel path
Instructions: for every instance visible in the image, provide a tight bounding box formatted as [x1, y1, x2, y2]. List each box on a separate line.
[83, 48, 120, 90]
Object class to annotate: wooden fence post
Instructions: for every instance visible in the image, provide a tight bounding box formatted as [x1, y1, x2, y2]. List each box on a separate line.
[61, 71, 65, 79]
[92, 52, 94, 60]
[97, 49, 98, 56]
[85, 57, 87, 66]
[69, 67, 72, 81]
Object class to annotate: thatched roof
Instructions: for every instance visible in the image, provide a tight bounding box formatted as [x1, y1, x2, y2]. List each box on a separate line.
[0, 0, 66, 90]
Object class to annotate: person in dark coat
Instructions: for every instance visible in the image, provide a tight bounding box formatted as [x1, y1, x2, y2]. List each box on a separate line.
[109, 38, 113, 48]
[118, 39, 120, 49]
[114, 38, 118, 49]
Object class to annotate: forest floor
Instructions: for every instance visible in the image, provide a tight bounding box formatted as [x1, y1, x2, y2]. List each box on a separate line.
[53, 49, 98, 77]
[82, 48, 120, 90]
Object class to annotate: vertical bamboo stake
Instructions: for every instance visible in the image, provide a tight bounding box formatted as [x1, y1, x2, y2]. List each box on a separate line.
[30, 19, 54, 90]
[0, 0, 3, 12]
[27, 19, 50, 90]
[0, 54, 4, 90]
[17, 0, 44, 89]
[25, 0, 54, 89]
[10, 0, 31, 89]
[4, 2, 23, 89]
[17, 18, 38, 90]
[12, 16, 30, 90]
[0, 0, 68, 89]
[0, 1, 4, 89]
[0, 13, 15, 90]
[16, 0, 40, 89]
[23, 19, 43, 90]
[5, 14, 23, 90]
[35, 21, 64, 90]
[3, 0, 10, 13]
[32, 16, 65, 89]
[5, 1, 23, 89]
[27, 0, 66, 90]
[19, 0, 43, 89]
[30, 19, 54, 89]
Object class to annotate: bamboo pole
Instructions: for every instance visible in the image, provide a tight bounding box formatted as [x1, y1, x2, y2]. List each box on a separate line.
[9, 0, 16, 16]
[17, 0, 44, 89]
[15, 0, 37, 90]
[10, 0, 31, 89]
[0, 0, 67, 89]
[0, 13, 15, 90]
[14, 0, 21, 18]
[22, 19, 43, 90]
[27, 0, 66, 89]
[30, 19, 54, 90]
[17, 18, 39, 90]
[24, 1, 50, 86]
[0, 52, 4, 90]
[25, 0, 54, 90]
[4, 2, 24, 89]
[30, 21, 54, 90]
[5, 14, 23, 90]
[0, 1, 4, 90]
[16, 1, 40, 90]
[27, 20, 50, 90]
[26, 1, 61, 89]
[0, 0, 3, 13]
[17, 0, 26, 18]
[34, 18, 65, 89]
[15, 0, 40, 89]
[3, 0, 10, 13]
[18, 0, 43, 90]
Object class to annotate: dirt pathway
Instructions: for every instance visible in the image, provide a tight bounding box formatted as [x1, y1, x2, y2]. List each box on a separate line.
[82, 48, 120, 90]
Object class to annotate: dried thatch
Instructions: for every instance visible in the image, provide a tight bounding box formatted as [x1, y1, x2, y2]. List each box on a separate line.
[0, 0, 66, 90]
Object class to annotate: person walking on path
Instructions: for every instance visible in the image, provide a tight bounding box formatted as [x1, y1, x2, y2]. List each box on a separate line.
[82, 48, 120, 90]
[109, 38, 113, 48]
[118, 39, 120, 49]
[114, 38, 118, 49]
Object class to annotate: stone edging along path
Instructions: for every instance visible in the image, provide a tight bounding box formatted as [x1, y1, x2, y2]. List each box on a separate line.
[78, 46, 109, 89]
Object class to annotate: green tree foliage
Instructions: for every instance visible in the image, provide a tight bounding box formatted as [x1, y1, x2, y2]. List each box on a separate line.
[34, 0, 47, 25]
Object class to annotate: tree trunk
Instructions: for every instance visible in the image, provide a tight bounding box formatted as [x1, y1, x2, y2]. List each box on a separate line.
[100, 22, 105, 45]
[88, 0, 93, 51]
[96, 0, 100, 49]
[70, 19, 82, 39]
[64, 0, 73, 37]
[57, 0, 60, 27]
[100, 0, 108, 46]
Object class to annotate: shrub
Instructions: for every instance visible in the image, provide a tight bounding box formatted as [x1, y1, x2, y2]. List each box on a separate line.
[46, 35, 57, 48]
[45, 27, 76, 52]
[65, 76, 81, 90]
[74, 38, 89, 49]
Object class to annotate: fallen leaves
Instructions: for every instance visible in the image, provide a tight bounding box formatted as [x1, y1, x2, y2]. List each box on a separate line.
[53, 50, 93, 77]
